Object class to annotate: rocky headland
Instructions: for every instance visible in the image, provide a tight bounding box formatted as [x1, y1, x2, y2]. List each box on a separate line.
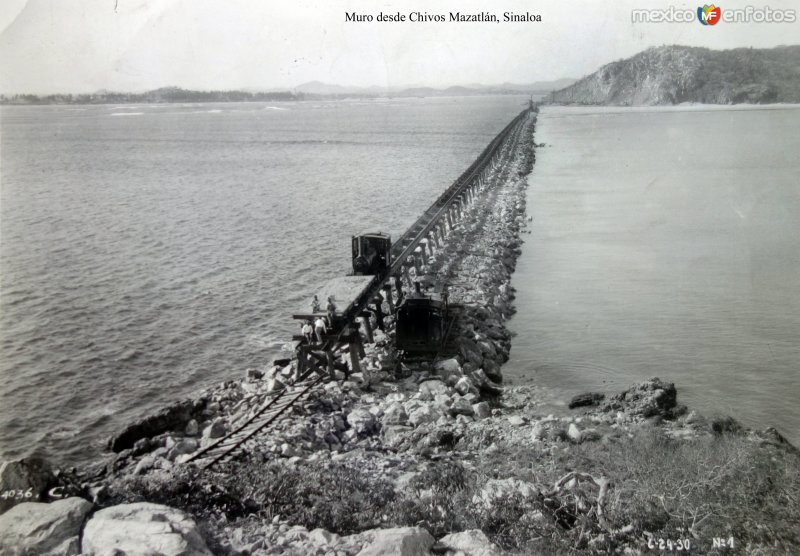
[1, 113, 798, 555]
[548, 45, 800, 106]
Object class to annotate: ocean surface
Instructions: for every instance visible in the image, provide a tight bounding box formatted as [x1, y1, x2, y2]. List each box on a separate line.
[0, 96, 529, 465]
[505, 105, 800, 445]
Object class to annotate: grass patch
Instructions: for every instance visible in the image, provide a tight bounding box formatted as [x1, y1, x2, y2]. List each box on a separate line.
[106, 431, 799, 554]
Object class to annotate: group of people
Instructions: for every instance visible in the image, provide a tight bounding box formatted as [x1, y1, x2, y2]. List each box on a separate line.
[301, 295, 337, 344]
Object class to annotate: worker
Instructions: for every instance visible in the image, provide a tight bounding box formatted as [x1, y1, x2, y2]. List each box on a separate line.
[325, 296, 337, 327]
[301, 320, 314, 344]
[311, 295, 321, 313]
[314, 317, 327, 343]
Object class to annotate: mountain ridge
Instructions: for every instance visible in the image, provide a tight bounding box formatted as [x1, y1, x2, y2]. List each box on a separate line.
[548, 45, 800, 105]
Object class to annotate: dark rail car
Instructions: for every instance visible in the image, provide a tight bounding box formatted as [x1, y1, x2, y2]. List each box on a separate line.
[352, 233, 391, 276]
[396, 282, 450, 354]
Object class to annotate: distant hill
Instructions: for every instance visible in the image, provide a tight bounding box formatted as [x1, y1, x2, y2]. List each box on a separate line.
[1, 80, 578, 105]
[548, 45, 800, 105]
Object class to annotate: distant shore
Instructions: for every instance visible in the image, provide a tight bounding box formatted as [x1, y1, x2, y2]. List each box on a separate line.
[0, 87, 537, 106]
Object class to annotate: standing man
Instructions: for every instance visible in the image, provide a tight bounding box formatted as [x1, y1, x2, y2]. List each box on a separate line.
[314, 316, 327, 343]
[325, 296, 337, 327]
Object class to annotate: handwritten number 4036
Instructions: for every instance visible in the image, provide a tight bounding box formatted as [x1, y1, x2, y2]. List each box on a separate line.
[1, 488, 34, 500]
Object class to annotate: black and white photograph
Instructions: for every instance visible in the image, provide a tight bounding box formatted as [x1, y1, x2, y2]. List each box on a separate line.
[1, 1, 799, 554]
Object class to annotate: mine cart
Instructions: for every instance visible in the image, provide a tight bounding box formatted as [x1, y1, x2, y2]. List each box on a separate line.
[352, 233, 391, 275]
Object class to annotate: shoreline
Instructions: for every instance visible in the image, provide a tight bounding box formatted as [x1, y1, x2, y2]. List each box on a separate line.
[2, 112, 799, 554]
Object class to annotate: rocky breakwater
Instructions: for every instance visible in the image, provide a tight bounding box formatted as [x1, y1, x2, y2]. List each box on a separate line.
[0, 113, 538, 554]
[4, 107, 796, 554]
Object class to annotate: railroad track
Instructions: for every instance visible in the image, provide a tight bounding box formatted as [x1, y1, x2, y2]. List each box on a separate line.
[183, 109, 534, 470]
[183, 375, 323, 469]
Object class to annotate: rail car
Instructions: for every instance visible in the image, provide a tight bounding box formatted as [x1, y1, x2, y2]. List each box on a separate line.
[395, 282, 450, 354]
[352, 233, 391, 275]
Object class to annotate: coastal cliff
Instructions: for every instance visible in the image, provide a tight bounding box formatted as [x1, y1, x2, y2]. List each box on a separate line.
[548, 45, 800, 105]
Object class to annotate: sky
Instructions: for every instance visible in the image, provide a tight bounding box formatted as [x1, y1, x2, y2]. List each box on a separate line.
[1, 0, 799, 94]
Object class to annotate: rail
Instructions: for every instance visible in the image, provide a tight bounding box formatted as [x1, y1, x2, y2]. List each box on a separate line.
[184, 106, 533, 469]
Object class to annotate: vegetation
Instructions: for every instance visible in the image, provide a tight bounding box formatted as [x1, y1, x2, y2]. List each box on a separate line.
[105, 428, 800, 554]
[0, 87, 303, 105]
[550, 45, 800, 105]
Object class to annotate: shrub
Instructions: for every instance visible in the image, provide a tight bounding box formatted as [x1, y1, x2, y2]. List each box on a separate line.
[231, 460, 397, 535]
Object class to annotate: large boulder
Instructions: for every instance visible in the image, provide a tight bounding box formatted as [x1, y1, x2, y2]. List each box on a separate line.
[434, 359, 462, 382]
[438, 529, 501, 556]
[0, 458, 56, 514]
[0, 497, 92, 556]
[568, 392, 605, 409]
[81, 502, 213, 556]
[604, 378, 677, 418]
[357, 526, 435, 556]
[108, 399, 201, 452]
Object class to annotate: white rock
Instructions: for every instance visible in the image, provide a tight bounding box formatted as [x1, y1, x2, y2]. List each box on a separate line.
[184, 419, 199, 436]
[308, 528, 342, 548]
[476, 478, 539, 508]
[438, 529, 501, 556]
[347, 409, 376, 435]
[133, 455, 156, 475]
[567, 423, 583, 443]
[418, 380, 448, 400]
[450, 398, 474, 416]
[81, 502, 213, 556]
[167, 439, 198, 461]
[433, 393, 452, 408]
[506, 415, 526, 427]
[356, 526, 434, 556]
[382, 403, 408, 426]
[0, 497, 92, 556]
[434, 358, 462, 381]
[203, 418, 228, 439]
[473, 402, 491, 420]
[454, 376, 476, 396]
[408, 405, 443, 427]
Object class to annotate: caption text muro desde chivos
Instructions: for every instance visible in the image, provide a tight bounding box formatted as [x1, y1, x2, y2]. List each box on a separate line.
[344, 11, 542, 23]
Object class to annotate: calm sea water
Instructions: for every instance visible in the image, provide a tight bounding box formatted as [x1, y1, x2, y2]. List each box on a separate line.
[506, 105, 800, 445]
[0, 96, 528, 465]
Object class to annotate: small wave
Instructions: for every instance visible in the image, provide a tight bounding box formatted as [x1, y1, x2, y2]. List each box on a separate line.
[264, 106, 289, 111]
[110, 112, 144, 116]
[118, 349, 141, 361]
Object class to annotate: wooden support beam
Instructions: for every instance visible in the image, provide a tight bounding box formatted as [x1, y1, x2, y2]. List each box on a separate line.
[356, 333, 366, 358]
[382, 284, 395, 313]
[296, 345, 306, 382]
[348, 342, 362, 375]
[307, 349, 348, 373]
[372, 301, 385, 332]
[394, 275, 404, 305]
[326, 350, 336, 381]
[360, 315, 374, 343]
